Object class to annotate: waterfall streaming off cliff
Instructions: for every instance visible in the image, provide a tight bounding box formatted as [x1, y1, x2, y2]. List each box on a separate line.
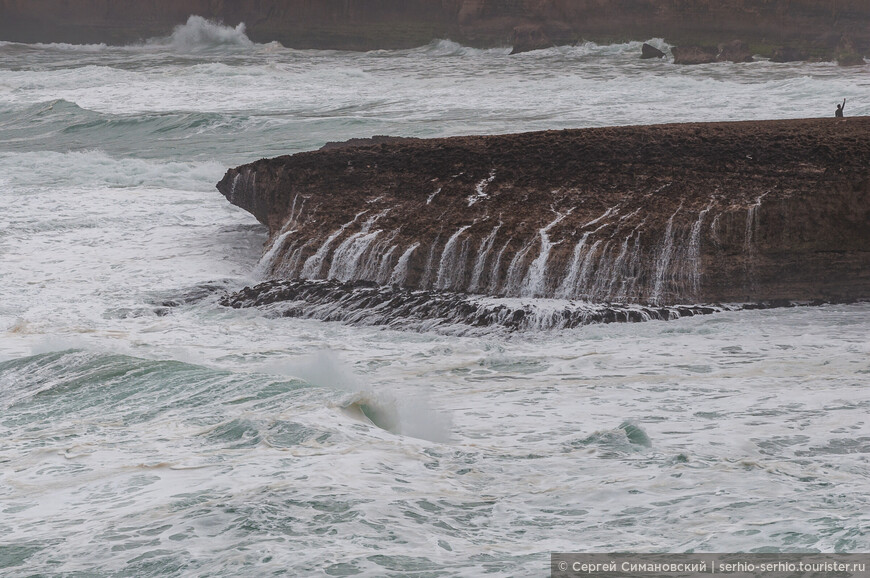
[435, 225, 473, 290]
[255, 227, 295, 277]
[388, 242, 419, 285]
[325, 211, 388, 282]
[743, 194, 765, 295]
[468, 224, 501, 292]
[556, 231, 592, 298]
[300, 211, 365, 278]
[688, 202, 713, 296]
[249, 195, 736, 306]
[521, 211, 570, 297]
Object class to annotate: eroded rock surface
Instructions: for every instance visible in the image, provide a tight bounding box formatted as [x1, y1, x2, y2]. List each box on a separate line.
[218, 118, 870, 306]
[672, 45, 717, 64]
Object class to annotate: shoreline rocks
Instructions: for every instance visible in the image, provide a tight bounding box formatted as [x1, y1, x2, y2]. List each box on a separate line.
[716, 40, 753, 63]
[672, 40, 753, 64]
[509, 24, 552, 54]
[671, 45, 717, 64]
[771, 47, 807, 62]
[2, 1, 869, 63]
[641, 43, 666, 59]
[219, 278, 731, 332]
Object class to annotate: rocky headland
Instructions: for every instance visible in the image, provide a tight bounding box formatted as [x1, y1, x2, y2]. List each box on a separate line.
[2, 0, 870, 62]
[217, 118, 870, 308]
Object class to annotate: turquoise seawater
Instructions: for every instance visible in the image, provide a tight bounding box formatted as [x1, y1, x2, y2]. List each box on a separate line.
[1, 17, 869, 577]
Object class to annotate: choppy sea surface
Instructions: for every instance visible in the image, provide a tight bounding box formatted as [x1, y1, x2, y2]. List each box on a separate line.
[1, 16, 869, 577]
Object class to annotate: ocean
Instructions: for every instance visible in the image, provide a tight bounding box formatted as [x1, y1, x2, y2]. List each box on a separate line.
[1, 16, 869, 577]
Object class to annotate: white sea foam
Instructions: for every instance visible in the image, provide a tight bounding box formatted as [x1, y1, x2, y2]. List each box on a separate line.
[0, 37, 869, 577]
[146, 15, 255, 52]
[0, 150, 225, 191]
[1, 32, 863, 121]
[31, 41, 110, 52]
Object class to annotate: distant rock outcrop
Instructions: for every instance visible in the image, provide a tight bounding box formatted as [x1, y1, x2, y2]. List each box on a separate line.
[672, 45, 717, 64]
[716, 40, 753, 62]
[217, 118, 870, 306]
[838, 53, 865, 66]
[641, 43, 666, 59]
[837, 37, 865, 66]
[771, 47, 807, 62]
[509, 24, 551, 54]
[672, 40, 752, 64]
[2, 0, 870, 62]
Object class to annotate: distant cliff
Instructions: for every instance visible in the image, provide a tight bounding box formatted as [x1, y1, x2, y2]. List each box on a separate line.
[2, 0, 869, 59]
[217, 118, 870, 306]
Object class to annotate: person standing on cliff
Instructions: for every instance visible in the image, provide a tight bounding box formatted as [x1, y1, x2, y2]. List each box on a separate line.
[836, 98, 846, 118]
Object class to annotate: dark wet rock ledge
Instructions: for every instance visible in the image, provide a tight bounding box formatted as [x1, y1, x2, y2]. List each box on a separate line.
[220, 279, 733, 333]
[218, 118, 870, 311]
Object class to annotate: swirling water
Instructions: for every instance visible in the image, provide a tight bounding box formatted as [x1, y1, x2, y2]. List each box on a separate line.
[1, 17, 869, 576]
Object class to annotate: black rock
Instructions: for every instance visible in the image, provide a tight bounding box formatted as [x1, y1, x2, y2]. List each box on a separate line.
[641, 43, 665, 59]
[671, 45, 717, 64]
[771, 46, 806, 62]
[510, 24, 551, 55]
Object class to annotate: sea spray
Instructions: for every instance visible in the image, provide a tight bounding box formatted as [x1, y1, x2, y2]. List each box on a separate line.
[266, 349, 451, 442]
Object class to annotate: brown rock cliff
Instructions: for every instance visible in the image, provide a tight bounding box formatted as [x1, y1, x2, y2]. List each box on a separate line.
[217, 118, 870, 306]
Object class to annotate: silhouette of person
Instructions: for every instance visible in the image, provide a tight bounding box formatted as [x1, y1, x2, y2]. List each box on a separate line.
[836, 98, 846, 118]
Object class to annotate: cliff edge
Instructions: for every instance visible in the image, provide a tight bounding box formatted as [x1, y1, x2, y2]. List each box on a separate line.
[217, 118, 870, 306]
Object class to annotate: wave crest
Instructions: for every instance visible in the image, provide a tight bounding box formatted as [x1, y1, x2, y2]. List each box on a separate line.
[147, 15, 254, 52]
[418, 39, 510, 57]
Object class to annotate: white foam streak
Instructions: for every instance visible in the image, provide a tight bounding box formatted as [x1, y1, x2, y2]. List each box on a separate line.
[0, 150, 225, 191]
[651, 204, 681, 305]
[435, 225, 472, 290]
[468, 224, 501, 293]
[521, 211, 570, 297]
[555, 232, 591, 299]
[389, 243, 420, 286]
[467, 170, 496, 206]
[301, 212, 366, 279]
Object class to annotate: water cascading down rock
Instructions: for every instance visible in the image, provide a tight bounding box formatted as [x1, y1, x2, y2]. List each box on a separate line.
[218, 118, 870, 313]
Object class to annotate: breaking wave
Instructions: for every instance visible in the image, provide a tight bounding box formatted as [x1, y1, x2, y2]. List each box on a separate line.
[0, 99, 286, 162]
[146, 15, 256, 52]
[401, 38, 672, 59]
[406, 39, 511, 57]
[0, 147, 225, 191]
[0, 16, 265, 55]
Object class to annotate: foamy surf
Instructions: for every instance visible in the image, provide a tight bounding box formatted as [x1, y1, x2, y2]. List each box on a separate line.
[1, 28, 869, 577]
[145, 15, 256, 52]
